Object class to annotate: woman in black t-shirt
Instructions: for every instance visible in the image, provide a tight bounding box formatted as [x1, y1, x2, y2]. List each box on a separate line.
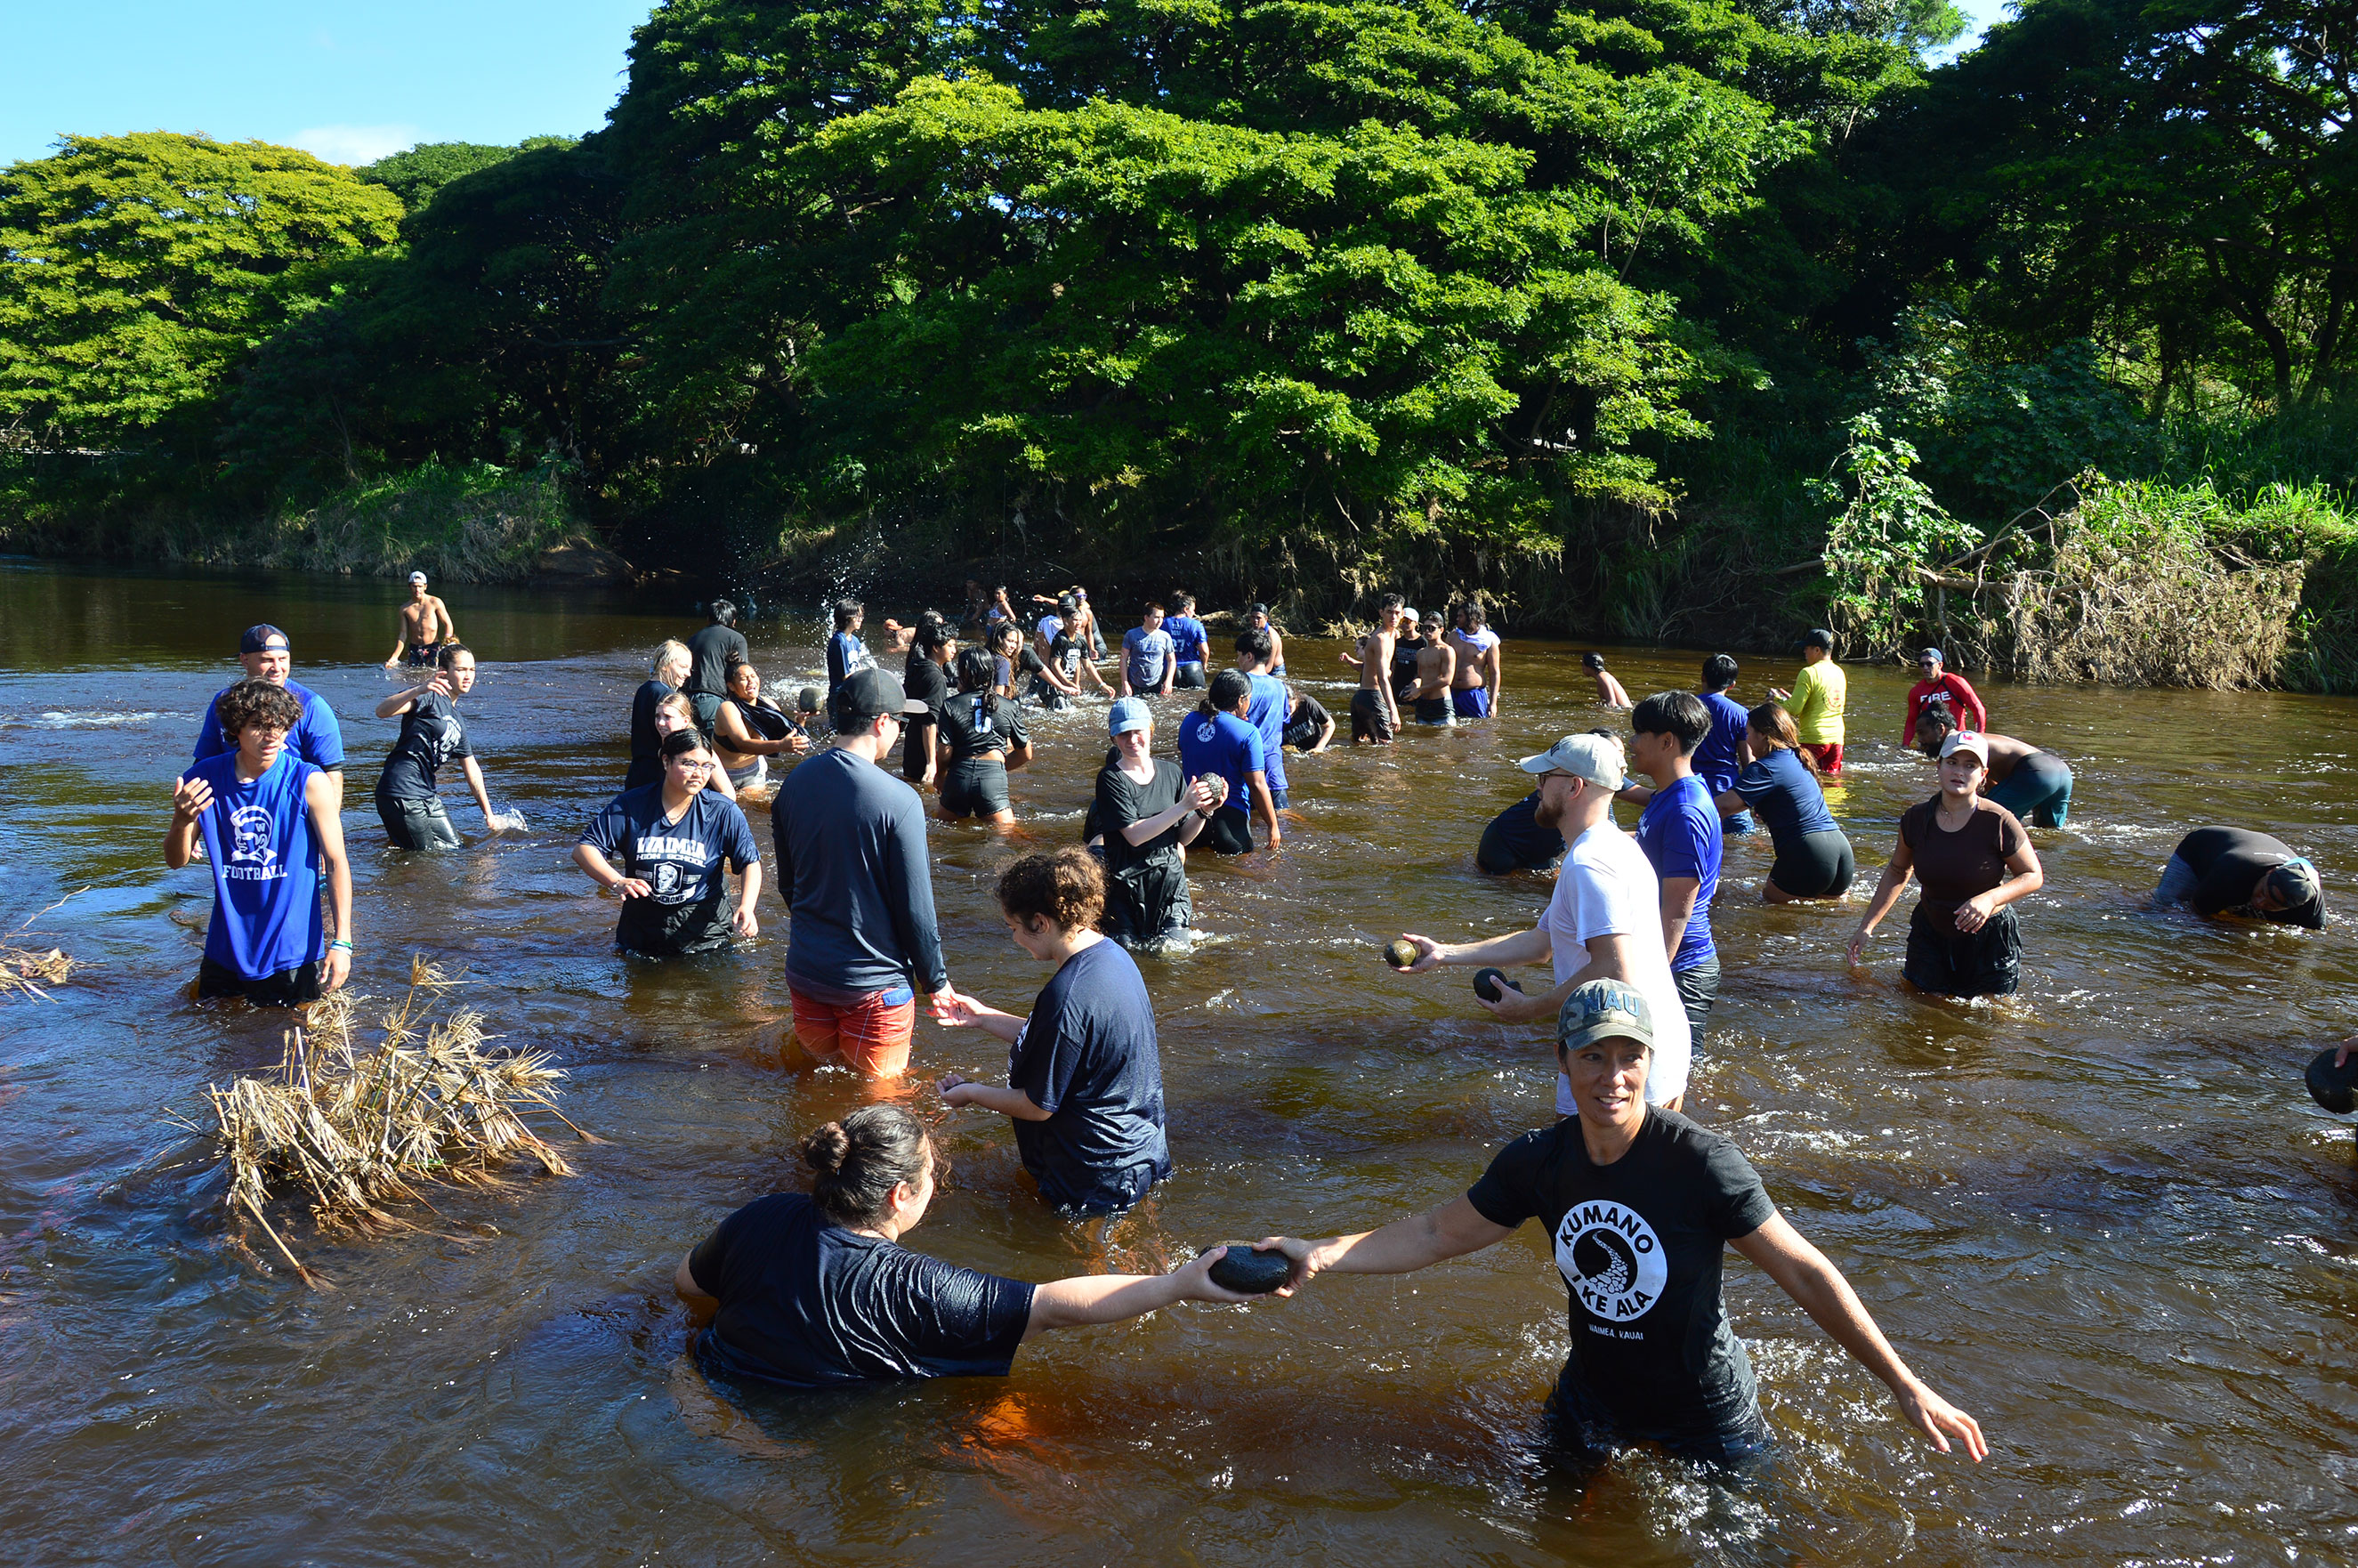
[1246, 981, 1988, 1468]
[372, 643, 509, 851]
[1847, 730, 2044, 997]
[674, 1104, 1262, 1387]
[901, 622, 954, 786]
[710, 662, 808, 795]
[1088, 701, 1220, 944]
[936, 648, 1032, 824]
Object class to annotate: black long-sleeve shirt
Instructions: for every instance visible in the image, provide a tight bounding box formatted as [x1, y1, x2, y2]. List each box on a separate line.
[769, 748, 948, 998]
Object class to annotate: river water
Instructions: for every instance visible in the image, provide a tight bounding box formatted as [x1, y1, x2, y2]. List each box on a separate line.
[0, 562, 2351, 1568]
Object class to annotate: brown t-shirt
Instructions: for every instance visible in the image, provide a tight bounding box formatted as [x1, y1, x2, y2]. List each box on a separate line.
[1901, 796, 2027, 916]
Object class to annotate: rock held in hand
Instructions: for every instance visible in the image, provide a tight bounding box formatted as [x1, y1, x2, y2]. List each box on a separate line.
[1473, 966, 1523, 1004]
[1384, 939, 1418, 971]
[2308, 1047, 2357, 1114]
[1207, 1246, 1292, 1295]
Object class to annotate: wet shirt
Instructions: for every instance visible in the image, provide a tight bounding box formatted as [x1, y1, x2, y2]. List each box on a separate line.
[1177, 709, 1264, 810]
[182, 750, 327, 979]
[1244, 671, 1290, 793]
[827, 631, 876, 696]
[938, 691, 1028, 763]
[1694, 691, 1751, 796]
[1096, 758, 1186, 881]
[902, 653, 949, 730]
[1635, 774, 1720, 971]
[376, 691, 472, 800]
[194, 678, 344, 773]
[1008, 941, 1171, 1209]
[684, 624, 749, 697]
[690, 1193, 1036, 1388]
[1281, 692, 1330, 750]
[1904, 673, 1987, 746]
[1164, 614, 1208, 666]
[771, 748, 949, 999]
[2171, 826, 2325, 927]
[1901, 796, 2027, 916]
[1123, 626, 1175, 690]
[1466, 1109, 1777, 1437]
[1732, 747, 1838, 847]
[580, 783, 760, 953]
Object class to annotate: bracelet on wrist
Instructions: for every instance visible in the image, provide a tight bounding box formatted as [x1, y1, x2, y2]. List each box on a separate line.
[329, 939, 353, 951]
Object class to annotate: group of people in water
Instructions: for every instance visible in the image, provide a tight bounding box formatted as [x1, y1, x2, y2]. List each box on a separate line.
[158, 578, 2338, 1482]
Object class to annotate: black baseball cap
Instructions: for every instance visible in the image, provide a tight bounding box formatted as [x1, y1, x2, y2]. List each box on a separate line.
[1798, 627, 1835, 650]
[828, 667, 928, 726]
[239, 625, 290, 654]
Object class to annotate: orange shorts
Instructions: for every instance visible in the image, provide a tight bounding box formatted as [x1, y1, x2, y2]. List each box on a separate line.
[789, 986, 917, 1077]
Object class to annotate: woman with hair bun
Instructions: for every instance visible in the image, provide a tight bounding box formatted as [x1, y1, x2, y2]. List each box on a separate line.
[675, 1103, 1256, 1386]
[931, 848, 1172, 1214]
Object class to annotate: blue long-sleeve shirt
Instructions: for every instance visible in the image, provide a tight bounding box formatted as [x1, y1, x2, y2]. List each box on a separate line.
[769, 748, 947, 999]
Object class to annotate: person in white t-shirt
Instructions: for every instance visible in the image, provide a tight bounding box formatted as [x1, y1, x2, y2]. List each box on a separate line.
[1395, 731, 1692, 1111]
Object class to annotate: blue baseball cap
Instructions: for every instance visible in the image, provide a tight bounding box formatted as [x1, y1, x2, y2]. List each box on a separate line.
[239, 625, 290, 654]
[1109, 697, 1152, 736]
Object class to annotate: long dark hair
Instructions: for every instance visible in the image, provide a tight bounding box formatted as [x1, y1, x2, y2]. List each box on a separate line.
[954, 646, 996, 693]
[1746, 700, 1817, 776]
[801, 1105, 931, 1228]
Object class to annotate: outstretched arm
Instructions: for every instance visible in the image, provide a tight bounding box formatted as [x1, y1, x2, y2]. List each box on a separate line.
[1022, 1249, 1261, 1342]
[1255, 1196, 1515, 1289]
[1731, 1214, 1987, 1459]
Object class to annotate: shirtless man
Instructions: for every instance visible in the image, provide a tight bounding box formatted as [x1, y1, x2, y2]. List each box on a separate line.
[1911, 707, 2073, 828]
[1350, 594, 1404, 743]
[386, 571, 458, 669]
[1584, 651, 1631, 709]
[1448, 602, 1503, 719]
[1407, 617, 1457, 725]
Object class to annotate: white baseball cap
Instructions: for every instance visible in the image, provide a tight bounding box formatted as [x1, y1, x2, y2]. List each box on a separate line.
[1519, 732, 1626, 790]
[408, 571, 428, 584]
[1938, 731, 1991, 765]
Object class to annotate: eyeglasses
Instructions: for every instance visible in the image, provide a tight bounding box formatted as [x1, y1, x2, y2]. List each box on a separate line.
[670, 758, 715, 772]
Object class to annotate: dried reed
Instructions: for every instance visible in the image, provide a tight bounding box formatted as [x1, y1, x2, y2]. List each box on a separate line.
[173, 958, 594, 1288]
[0, 889, 86, 1002]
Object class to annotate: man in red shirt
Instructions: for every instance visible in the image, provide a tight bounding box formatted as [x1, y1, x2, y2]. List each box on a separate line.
[1902, 648, 1987, 748]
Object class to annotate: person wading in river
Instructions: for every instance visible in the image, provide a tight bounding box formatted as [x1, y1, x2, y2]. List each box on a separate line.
[373, 643, 511, 851]
[2152, 827, 2324, 928]
[385, 570, 458, 671]
[1847, 731, 2044, 997]
[626, 640, 693, 793]
[166, 679, 354, 1006]
[575, 728, 763, 958]
[1088, 698, 1222, 946]
[1768, 628, 1845, 773]
[1448, 601, 1503, 719]
[1902, 648, 1987, 749]
[194, 624, 346, 810]
[711, 662, 808, 795]
[674, 1104, 1265, 1388]
[682, 601, 750, 737]
[1236, 981, 1988, 1470]
[1911, 707, 2074, 828]
[1715, 702, 1853, 902]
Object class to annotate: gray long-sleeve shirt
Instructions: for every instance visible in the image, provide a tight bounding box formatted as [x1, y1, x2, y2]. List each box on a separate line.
[769, 748, 948, 998]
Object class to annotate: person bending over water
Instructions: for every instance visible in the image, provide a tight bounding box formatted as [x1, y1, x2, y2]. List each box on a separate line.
[1476, 789, 1565, 876]
[1281, 689, 1335, 754]
[386, 570, 458, 670]
[575, 729, 763, 957]
[1718, 703, 1853, 901]
[936, 648, 1032, 826]
[373, 644, 511, 851]
[1910, 707, 2072, 828]
[1582, 651, 1631, 709]
[712, 663, 808, 794]
[626, 640, 693, 793]
[1242, 982, 1986, 1470]
[167, 679, 355, 1006]
[2152, 827, 2323, 928]
[1091, 699, 1223, 945]
[933, 849, 1174, 1214]
[1847, 731, 2043, 997]
[674, 1105, 1262, 1388]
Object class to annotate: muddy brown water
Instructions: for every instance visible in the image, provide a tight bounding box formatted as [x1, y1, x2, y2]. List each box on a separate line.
[1, 562, 2352, 1567]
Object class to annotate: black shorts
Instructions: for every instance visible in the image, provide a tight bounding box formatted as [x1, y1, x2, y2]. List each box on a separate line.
[1904, 901, 2021, 998]
[377, 792, 462, 851]
[198, 957, 324, 1006]
[405, 642, 442, 669]
[1544, 1363, 1770, 1472]
[1350, 688, 1395, 742]
[1413, 696, 1454, 725]
[1769, 829, 1853, 900]
[1198, 804, 1256, 854]
[1172, 661, 1207, 689]
[941, 757, 1013, 819]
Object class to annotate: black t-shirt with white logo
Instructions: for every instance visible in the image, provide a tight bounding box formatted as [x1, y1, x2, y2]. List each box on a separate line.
[376, 691, 472, 800]
[579, 783, 761, 954]
[938, 691, 1028, 763]
[1466, 1108, 1777, 1437]
[690, 1193, 1037, 1387]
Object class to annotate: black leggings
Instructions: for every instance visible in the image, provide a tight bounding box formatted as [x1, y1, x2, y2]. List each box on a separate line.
[1768, 829, 1853, 900]
[1198, 804, 1256, 854]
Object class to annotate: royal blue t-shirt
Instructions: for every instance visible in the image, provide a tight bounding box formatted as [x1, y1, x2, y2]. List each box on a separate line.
[193, 679, 344, 773]
[580, 783, 761, 954]
[1635, 774, 1721, 971]
[826, 631, 875, 697]
[1177, 709, 1264, 810]
[1243, 671, 1290, 794]
[1694, 691, 1750, 797]
[182, 749, 326, 979]
[690, 1193, 1036, 1388]
[1164, 615, 1208, 667]
[1732, 747, 1838, 846]
[1008, 941, 1171, 1210]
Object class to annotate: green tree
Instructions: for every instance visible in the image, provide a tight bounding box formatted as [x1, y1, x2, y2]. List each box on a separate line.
[359, 137, 577, 214]
[0, 133, 402, 453]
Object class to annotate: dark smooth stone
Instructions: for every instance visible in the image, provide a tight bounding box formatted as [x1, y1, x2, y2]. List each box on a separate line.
[1207, 1246, 1292, 1295]
[2308, 1047, 2357, 1114]
[1473, 966, 1523, 1004]
[1384, 939, 1418, 971]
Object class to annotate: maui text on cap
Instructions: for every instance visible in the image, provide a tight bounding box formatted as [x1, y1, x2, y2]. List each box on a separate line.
[1558, 978, 1655, 1052]
[239, 625, 290, 655]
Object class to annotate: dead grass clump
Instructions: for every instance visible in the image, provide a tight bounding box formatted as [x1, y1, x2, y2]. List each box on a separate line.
[0, 890, 85, 1002]
[174, 958, 595, 1288]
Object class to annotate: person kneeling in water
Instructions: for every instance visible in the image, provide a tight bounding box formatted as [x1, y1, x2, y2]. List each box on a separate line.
[1238, 981, 1987, 1469]
[2152, 827, 2324, 927]
[575, 729, 763, 958]
[1911, 707, 2072, 828]
[675, 1104, 1263, 1387]
[933, 849, 1175, 1214]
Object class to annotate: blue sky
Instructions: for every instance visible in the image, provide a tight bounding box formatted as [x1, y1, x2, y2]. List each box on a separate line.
[2, 0, 2019, 171]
